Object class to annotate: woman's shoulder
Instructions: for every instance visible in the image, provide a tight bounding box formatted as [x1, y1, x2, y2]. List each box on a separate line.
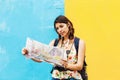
[80, 39, 85, 44]
[79, 39, 86, 49]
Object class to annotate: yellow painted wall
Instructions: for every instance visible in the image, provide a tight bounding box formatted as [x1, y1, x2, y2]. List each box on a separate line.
[65, 0, 120, 80]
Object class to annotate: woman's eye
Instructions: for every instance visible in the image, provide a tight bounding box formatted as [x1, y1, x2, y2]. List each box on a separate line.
[60, 25, 63, 28]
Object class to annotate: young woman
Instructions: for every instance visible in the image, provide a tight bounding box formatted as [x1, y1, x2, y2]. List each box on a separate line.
[22, 15, 87, 80]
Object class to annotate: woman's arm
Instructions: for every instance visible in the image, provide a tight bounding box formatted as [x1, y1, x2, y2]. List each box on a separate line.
[63, 39, 86, 71]
[31, 58, 42, 62]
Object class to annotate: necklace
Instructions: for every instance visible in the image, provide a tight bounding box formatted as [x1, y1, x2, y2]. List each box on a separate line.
[61, 39, 74, 58]
[61, 39, 69, 48]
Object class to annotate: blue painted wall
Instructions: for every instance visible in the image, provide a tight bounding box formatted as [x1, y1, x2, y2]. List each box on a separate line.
[0, 0, 64, 80]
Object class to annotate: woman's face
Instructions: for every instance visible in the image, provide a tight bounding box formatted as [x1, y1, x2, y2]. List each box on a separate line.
[55, 23, 69, 38]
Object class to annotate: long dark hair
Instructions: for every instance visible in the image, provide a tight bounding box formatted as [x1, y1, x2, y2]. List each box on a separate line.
[54, 15, 74, 40]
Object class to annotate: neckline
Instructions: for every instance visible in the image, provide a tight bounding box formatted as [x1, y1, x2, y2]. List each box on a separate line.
[61, 38, 75, 58]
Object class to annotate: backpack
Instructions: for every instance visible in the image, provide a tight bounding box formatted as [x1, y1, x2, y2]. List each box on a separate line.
[51, 37, 88, 80]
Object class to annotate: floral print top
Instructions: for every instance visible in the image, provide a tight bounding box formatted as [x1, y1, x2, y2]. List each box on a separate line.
[52, 44, 83, 80]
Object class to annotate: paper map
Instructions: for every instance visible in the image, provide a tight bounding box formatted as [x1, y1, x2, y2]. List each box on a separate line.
[25, 38, 67, 66]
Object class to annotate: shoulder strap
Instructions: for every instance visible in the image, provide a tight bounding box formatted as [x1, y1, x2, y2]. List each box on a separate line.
[54, 39, 59, 46]
[74, 37, 79, 54]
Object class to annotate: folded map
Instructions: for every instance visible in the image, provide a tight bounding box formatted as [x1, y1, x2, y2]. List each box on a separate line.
[25, 38, 67, 66]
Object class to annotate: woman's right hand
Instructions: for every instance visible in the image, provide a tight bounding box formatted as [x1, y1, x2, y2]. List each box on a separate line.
[22, 48, 42, 62]
[22, 48, 28, 55]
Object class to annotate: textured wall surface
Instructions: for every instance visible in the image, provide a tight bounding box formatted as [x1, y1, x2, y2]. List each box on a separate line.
[0, 0, 64, 80]
[65, 0, 120, 80]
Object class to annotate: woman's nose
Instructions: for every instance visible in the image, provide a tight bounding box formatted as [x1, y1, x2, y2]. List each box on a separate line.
[58, 28, 62, 32]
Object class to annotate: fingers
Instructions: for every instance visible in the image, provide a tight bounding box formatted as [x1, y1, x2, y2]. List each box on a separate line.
[22, 48, 28, 55]
[44, 59, 51, 63]
[31, 58, 43, 62]
[60, 60, 68, 68]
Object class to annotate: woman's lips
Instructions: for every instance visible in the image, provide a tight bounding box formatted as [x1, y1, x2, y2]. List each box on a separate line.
[60, 32, 64, 36]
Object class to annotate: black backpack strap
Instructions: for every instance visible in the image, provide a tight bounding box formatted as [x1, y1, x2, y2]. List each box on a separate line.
[54, 39, 59, 46]
[74, 37, 79, 54]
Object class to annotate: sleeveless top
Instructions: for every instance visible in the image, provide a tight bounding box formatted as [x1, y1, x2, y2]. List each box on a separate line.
[51, 38, 83, 80]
